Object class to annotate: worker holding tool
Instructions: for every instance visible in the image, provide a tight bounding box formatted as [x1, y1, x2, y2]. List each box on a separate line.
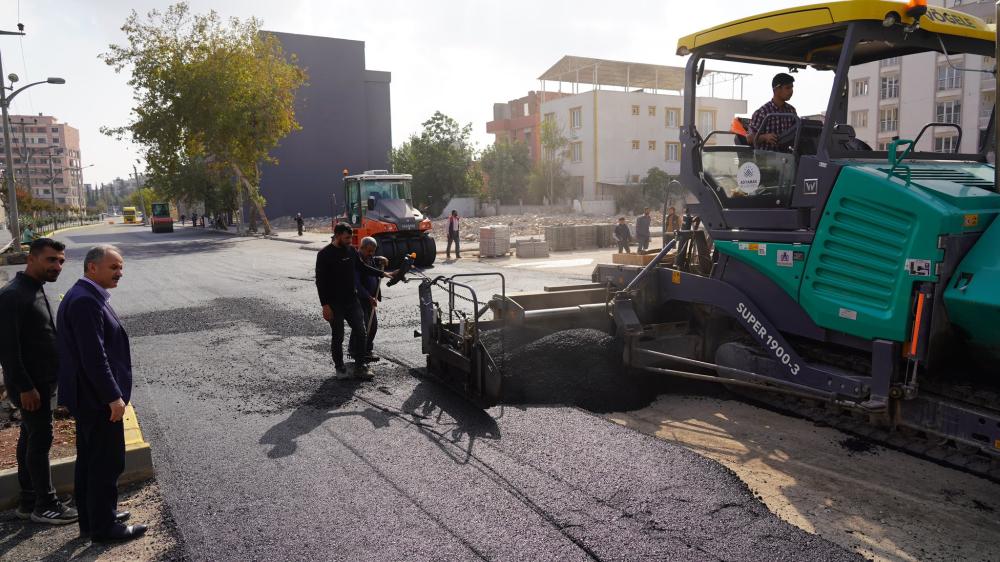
[356, 236, 387, 363]
[316, 224, 394, 378]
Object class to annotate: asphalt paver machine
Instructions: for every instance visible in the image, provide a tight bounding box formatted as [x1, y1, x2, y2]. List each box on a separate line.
[417, 1, 1000, 479]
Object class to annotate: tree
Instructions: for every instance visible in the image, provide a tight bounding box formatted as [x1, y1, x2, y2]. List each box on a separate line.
[637, 167, 685, 210]
[538, 117, 570, 204]
[101, 3, 307, 235]
[390, 111, 478, 216]
[128, 187, 158, 218]
[480, 140, 531, 203]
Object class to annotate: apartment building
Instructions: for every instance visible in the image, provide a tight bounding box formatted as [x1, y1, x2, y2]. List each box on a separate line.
[1, 114, 84, 208]
[486, 90, 570, 163]
[847, 0, 995, 153]
[537, 56, 746, 212]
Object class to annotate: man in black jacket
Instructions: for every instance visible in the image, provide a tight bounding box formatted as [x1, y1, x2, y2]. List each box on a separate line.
[316, 224, 392, 377]
[0, 238, 79, 525]
[614, 217, 632, 254]
[636, 208, 652, 252]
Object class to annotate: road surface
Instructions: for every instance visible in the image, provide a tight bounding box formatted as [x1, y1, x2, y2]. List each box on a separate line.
[4, 222, 860, 561]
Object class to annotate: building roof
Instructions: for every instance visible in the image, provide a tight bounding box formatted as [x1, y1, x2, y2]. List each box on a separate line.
[538, 56, 688, 91]
[676, 1, 995, 66]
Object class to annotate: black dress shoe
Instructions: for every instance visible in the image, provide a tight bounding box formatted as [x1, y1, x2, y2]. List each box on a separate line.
[91, 523, 147, 543]
[79, 511, 131, 538]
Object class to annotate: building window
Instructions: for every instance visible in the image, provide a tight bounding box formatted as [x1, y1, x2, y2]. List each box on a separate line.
[698, 109, 715, 134]
[850, 110, 868, 128]
[879, 107, 899, 132]
[569, 107, 582, 129]
[980, 92, 995, 129]
[937, 64, 962, 90]
[570, 141, 582, 162]
[666, 142, 679, 161]
[631, 105, 640, 116]
[880, 57, 900, 67]
[51, 127, 58, 133]
[880, 74, 899, 99]
[935, 100, 961, 124]
[852, 78, 869, 97]
[543, 112, 555, 123]
[665, 108, 679, 127]
[934, 135, 958, 153]
[648, 140, 656, 151]
[648, 106, 656, 117]
[631, 140, 640, 150]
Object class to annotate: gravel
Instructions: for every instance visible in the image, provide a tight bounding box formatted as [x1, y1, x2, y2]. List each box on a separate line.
[483, 328, 657, 412]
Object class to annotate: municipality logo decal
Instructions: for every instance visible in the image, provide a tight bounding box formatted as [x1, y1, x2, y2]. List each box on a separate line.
[737, 162, 761, 191]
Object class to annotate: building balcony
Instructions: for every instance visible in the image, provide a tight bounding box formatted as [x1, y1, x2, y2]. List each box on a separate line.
[486, 114, 536, 134]
[982, 76, 996, 92]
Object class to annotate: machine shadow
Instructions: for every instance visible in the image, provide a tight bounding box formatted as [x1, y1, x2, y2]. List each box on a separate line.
[399, 372, 501, 466]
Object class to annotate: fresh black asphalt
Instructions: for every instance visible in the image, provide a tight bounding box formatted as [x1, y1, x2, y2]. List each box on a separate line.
[28, 224, 861, 561]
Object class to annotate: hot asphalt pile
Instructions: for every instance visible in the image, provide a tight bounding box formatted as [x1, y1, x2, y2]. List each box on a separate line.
[482, 327, 662, 412]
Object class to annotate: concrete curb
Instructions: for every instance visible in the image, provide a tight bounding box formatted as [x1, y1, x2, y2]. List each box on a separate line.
[45, 222, 105, 238]
[0, 403, 155, 510]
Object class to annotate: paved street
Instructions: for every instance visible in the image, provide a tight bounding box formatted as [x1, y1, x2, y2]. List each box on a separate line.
[3, 222, 859, 561]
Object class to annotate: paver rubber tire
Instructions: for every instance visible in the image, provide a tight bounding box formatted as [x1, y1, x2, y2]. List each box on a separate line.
[418, 236, 436, 267]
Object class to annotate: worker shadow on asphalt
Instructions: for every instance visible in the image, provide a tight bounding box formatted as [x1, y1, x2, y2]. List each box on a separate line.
[398, 376, 501, 466]
[0, 516, 116, 562]
[259, 376, 375, 458]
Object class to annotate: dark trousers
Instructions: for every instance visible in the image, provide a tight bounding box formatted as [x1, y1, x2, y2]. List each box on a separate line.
[74, 416, 125, 537]
[617, 239, 631, 253]
[297, 223, 303, 236]
[16, 383, 57, 509]
[446, 230, 460, 257]
[361, 301, 378, 354]
[637, 235, 650, 252]
[330, 298, 367, 366]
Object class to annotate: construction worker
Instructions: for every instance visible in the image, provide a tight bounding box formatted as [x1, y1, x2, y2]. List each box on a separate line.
[614, 217, 632, 254]
[356, 237, 387, 361]
[636, 208, 652, 252]
[746, 73, 797, 150]
[664, 206, 681, 241]
[295, 213, 304, 237]
[316, 224, 393, 377]
[446, 210, 460, 259]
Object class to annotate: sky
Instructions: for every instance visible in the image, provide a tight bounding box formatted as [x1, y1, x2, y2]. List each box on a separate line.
[0, 0, 837, 188]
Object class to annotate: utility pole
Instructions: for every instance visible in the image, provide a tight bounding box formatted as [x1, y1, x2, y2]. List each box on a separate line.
[132, 163, 146, 225]
[46, 150, 57, 231]
[16, 117, 31, 205]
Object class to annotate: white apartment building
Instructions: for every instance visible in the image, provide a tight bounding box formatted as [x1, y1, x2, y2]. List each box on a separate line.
[847, 0, 995, 153]
[537, 57, 746, 213]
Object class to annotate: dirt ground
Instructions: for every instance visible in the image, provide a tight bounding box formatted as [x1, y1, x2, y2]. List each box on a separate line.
[0, 418, 76, 470]
[608, 395, 1000, 562]
[0, 478, 186, 561]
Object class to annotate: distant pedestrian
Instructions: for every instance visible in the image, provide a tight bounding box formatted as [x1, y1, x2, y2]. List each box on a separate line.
[57, 245, 147, 542]
[0, 238, 78, 525]
[357, 237, 387, 360]
[614, 217, 632, 254]
[180, 214, 186, 226]
[664, 206, 681, 242]
[636, 208, 652, 252]
[446, 210, 460, 259]
[20, 225, 35, 246]
[316, 224, 393, 377]
[199, 215, 205, 228]
[295, 213, 304, 237]
[190, 213, 197, 228]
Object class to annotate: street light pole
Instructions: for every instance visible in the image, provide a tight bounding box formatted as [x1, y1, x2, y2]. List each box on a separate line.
[1, 47, 20, 246]
[132, 163, 147, 225]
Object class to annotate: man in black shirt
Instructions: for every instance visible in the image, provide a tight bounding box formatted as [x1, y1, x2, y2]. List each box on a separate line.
[636, 208, 652, 252]
[0, 238, 79, 525]
[316, 224, 392, 377]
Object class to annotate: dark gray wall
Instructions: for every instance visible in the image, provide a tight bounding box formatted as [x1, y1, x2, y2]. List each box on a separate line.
[260, 32, 392, 219]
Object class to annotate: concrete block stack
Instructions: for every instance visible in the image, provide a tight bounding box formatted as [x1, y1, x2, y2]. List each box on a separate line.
[544, 225, 575, 251]
[516, 238, 550, 259]
[479, 225, 511, 257]
[594, 224, 615, 248]
[573, 225, 597, 250]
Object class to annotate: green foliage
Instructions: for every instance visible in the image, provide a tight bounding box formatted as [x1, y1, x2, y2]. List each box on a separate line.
[390, 111, 478, 215]
[101, 3, 307, 233]
[536, 118, 570, 204]
[480, 140, 531, 203]
[618, 167, 685, 213]
[128, 187, 158, 217]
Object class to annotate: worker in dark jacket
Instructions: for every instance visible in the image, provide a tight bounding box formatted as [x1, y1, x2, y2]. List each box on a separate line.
[316, 224, 393, 377]
[636, 208, 652, 252]
[356, 236, 388, 360]
[0, 238, 78, 525]
[295, 213, 304, 237]
[57, 245, 146, 543]
[614, 217, 632, 254]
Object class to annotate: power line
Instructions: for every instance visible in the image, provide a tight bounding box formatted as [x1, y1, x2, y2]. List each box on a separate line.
[16, 0, 34, 114]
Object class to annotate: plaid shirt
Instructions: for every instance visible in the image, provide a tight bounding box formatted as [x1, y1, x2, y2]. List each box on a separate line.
[748, 101, 797, 146]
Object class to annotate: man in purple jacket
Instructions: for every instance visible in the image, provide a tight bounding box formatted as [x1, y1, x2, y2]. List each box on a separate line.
[56, 245, 146, 543]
